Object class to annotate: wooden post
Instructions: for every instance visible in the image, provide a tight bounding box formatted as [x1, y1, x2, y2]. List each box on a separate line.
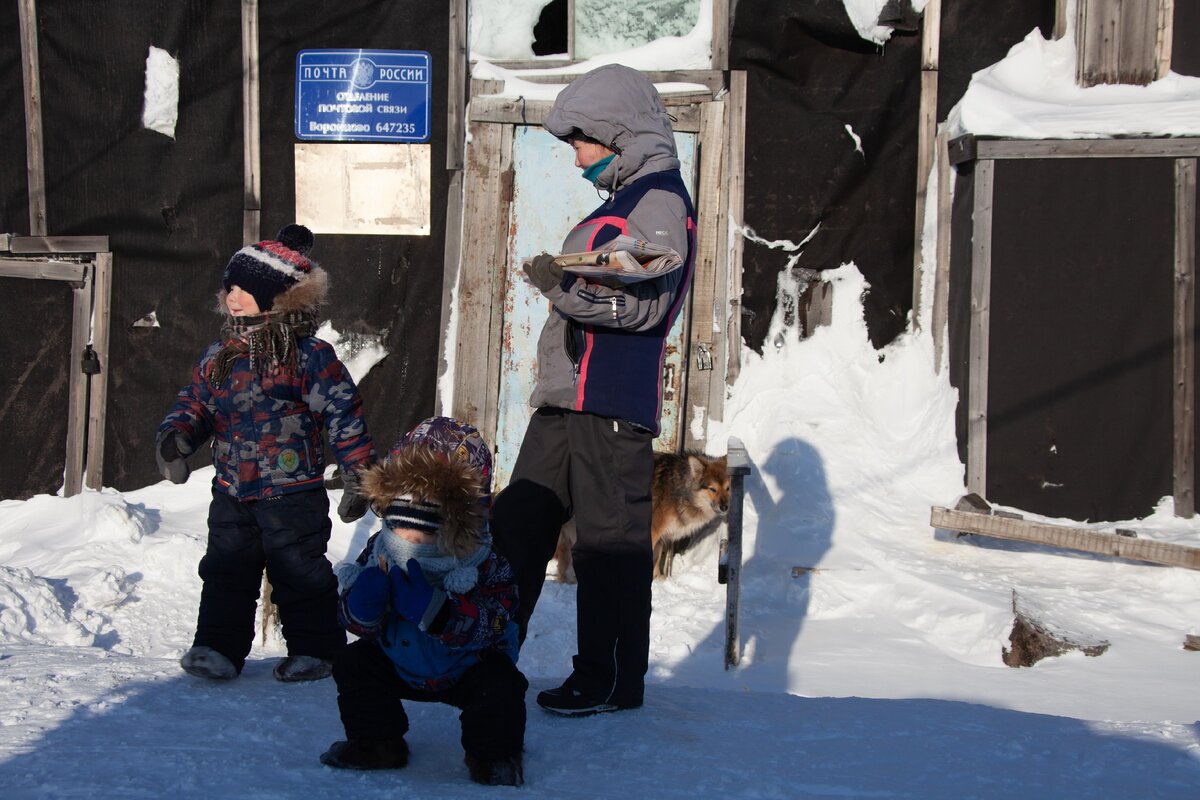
[85, 251, 113, 491]
[723, 436, 751, 669]
[912, 0, 940, 331]
[18, 0, 46, 236]
[482, 124, 515, 446]
[241, 0, 261, 244]
[932, 131, 952, 371]
[1156, 0, 1174, 80]
[724, 71, 748, 385]
[449, 80, 506, 433]
[1075, 0, 1163, 87]
[1175, 157, 1197, 518]
[711, 0, 730, 71]
[967, 160, 994, 497]
[64, 268, 93, 497]
[438, 0, 469, 416]
[684, 99, 727, 450]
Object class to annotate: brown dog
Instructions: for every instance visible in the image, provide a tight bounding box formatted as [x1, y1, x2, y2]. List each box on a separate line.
[553, 450, 730, 582]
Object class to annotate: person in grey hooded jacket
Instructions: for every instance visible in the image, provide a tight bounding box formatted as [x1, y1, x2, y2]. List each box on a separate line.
[490, 64, 696, 717]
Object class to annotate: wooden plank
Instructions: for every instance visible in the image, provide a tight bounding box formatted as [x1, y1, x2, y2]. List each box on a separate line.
[18, 0, 46, 235]
[470, 94, 703, 132]
[976, 138, 1200, 160]
[0, 258, 87, 282]
[711, 0, 730, 71]
[1176, 158, 1197, 517]
[724, 436, 749, 668]
[967, 160, 994, 497]
[7, 235, 110, 253]
[725, 71, 747, 385]
[567, 0, 575, 59]
[1157, 0, 1174, 80]
[1077, 0, 1120, 87]
[1054, 0, 1070, 39]
[63, 269, 92, 497]
[921, 0, 940, 69]
[241, 0, 261, 244]
[437, 169, 464, 417]
[447, 0, 467, 170]
[86, 252, 113, 491]
[684, 99, 726, 450]
[931, 506, 1200, 570]
[450, 80, 505, 432]
[506, 70, 724, 94]
[482, 123, 515, 449]
[932, 131, 953, 371]
[1117, 0, 1157, 85]
[912, 67, 938, 329]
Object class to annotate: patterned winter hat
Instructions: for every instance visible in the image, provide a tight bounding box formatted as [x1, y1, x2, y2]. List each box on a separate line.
[222, 224, 325, 313]
[359, 417, 493, 558]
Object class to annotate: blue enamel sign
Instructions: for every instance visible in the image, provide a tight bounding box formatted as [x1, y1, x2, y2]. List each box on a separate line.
[295, 49, 431, 142]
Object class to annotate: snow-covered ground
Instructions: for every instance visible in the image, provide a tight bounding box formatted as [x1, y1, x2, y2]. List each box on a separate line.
[3, 265, 1199, 798]
[7, 2, 1200, 796]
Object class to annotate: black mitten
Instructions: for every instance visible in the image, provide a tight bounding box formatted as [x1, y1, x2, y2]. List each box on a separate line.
[337, 470, 370, 523]
[156, 431, 193, 484]
[523, 253, 565, 292]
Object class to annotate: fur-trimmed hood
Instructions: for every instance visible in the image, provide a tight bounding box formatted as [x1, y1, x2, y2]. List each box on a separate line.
[216, 264, 328, 317]
[360, 445, 487, 558]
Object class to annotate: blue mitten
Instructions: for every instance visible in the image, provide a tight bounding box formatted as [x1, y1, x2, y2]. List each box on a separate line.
[345, 565, 389, 624]
[388, 560, 440, 627]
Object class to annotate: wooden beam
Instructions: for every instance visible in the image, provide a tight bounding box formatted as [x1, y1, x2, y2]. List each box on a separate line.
[952, 136, 1200, 164]
[0, 258, 87, 282]
[967, 160, 994, 497]
[18, 0, 46, 235]
[449, 80, 505, 433]
[711, 0, 730, 71]
[63, 267, 93, 497]
[1157, 0, 1174, 80]
[1077, 0, 1164, 86]
[6, 235, 110, 253]
[241, 0, 261, 244]
[496, 69, 724, 95]
[482, 123, 515, 448]
[1176, 157, 1197, 518]
[447, 0, 467, 171]
[723, 436, 752, 669]
[912, 0, 940, 331]
[86, 252, 113, 491]
[724, 71, 748, 385]
[685, 99, 726, 450]
[469, 94, 704, 132]
[931, 506, 1200, 570]
[932, 131, 952, 371]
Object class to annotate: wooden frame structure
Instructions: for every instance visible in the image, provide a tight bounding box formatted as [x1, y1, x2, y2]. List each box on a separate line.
[439, 71, 747, 455]
[0, 236, 113, 496]
[941, 134, 1200, 518]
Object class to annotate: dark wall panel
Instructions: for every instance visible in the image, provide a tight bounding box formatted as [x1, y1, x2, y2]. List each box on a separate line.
[1, 1, 447, 498]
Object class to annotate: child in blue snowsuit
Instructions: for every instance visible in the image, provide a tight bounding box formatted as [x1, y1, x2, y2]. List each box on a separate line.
[156, 224, 375, 683]
[319, 417, 527, 787]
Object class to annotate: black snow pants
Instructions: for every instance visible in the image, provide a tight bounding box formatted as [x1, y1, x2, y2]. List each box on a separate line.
[491, 407, 654, 706]
[193, 487, 345, 671]
[332, 638, 528, 761]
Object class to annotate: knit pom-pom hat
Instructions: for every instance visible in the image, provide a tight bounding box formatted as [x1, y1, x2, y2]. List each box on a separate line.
[359, 417, 493, 559]
[221, 223, 329, 313]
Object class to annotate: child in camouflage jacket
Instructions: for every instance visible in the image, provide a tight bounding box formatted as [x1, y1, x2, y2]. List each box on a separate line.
[157, 224, 374, 683]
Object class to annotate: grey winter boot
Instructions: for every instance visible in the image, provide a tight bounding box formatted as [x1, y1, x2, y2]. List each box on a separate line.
[180, 646, 238, 680]
[465, 752, 524, 786]
[273, 655, 333, 682]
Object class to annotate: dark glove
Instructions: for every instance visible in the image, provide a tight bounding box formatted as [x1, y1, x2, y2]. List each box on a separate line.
[388, 559, 440, 627]
[345, 564, 389, 624]
[336, 469, 370, 523]
[155, 431, 193, 484]
[523, 253, 564, 292]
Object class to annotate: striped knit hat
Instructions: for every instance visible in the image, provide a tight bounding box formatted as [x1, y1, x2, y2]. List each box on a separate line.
[222, 224, 317, 312]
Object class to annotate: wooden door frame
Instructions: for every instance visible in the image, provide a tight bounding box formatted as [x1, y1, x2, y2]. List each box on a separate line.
[438, 71, 747, 458]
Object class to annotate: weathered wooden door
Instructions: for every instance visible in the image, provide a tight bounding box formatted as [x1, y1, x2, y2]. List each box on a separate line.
[493, 125, 697, 490]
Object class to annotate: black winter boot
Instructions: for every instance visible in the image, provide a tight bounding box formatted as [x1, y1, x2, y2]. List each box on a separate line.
[319, 738, 409, 770]
[465, 752, 524, 786]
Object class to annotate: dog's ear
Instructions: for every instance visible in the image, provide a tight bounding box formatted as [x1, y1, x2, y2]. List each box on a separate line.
[687, 453, 706, 478]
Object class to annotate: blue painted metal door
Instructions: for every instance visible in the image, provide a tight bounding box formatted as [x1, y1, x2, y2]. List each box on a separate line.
[494, 125, 696, 491]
